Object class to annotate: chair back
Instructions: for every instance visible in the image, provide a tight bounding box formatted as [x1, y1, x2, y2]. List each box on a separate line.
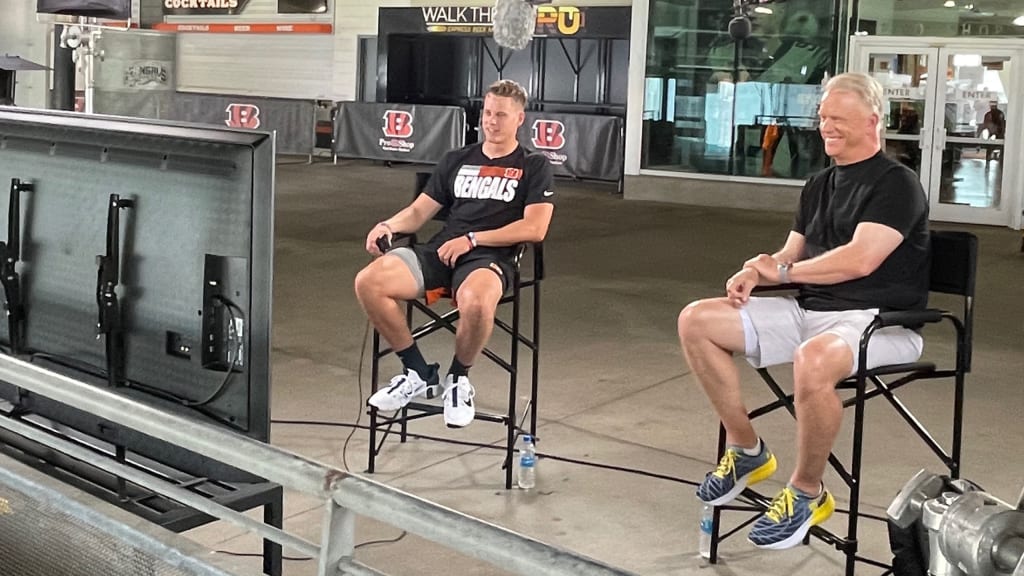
[927, 230, 978, 371]
[416, 171, 450, 222]
[928, 231, 977, 297]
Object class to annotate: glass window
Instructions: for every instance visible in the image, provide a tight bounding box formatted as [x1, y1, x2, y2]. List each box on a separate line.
[642, 0, 837, 179]
[858, 1, 1024, 38]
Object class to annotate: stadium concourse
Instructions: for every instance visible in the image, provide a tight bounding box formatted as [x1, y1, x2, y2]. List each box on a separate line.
[182, 157, 1024, 576]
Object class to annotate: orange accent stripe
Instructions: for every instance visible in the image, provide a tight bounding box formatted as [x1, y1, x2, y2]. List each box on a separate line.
[152, 22, 333, 34]
[478, 166, 507, 178]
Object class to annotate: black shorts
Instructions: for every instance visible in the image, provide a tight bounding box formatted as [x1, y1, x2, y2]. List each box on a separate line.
[397, 245, 514, 295]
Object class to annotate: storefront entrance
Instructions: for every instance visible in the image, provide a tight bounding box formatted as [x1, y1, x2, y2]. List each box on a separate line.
[850, 36, 1024, 228]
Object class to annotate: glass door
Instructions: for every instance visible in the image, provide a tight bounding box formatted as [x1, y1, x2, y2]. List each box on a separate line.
[926, 47, 1017, 225]
[858, 48, 935, 188]
[850, 37, 1024, 229]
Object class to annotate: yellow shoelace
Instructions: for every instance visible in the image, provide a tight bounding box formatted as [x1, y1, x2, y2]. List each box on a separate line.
[765, 487, 798, 523]
[713, 449, 738, 479]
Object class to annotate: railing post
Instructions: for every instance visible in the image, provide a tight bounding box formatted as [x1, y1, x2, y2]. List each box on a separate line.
[319, 497, 356, 576]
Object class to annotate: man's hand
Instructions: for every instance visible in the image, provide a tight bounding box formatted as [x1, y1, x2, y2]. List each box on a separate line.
[365, 222, 393, 257]
[437, 235, 474, 267]
[726, 267, 760, 307]
[744, 253, 783, 284]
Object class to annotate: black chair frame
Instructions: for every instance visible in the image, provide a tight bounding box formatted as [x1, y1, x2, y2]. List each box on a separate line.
[708, 230, 977, 576]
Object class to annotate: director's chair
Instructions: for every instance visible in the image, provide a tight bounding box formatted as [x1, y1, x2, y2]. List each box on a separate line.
[708, 230, 977, 576]
[366, 172, 543, 489]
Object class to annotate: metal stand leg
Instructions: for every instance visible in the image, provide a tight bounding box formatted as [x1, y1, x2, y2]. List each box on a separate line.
[263, 486, 283, 576]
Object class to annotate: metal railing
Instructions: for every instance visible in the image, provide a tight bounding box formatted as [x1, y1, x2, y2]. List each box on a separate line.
[0, 355, 635, 576]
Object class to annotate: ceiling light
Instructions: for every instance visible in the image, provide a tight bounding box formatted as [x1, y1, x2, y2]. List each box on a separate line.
[1014, 15, 1024, 25]
[943, 0, 955, 7]
[753, 6, 772, 13]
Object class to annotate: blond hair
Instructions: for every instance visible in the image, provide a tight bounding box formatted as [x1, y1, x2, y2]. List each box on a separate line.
[824, 72, 885, 133]
[486, 79, 528, 108]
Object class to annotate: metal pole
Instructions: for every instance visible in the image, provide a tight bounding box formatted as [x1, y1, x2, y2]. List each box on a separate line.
[0, 353, 639, 576]
[0, 355, 336, 497]
[332, 478, 632, 576]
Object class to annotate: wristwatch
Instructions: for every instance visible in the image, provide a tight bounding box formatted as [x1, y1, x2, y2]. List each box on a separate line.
[467, 231, 478, 248]
[778, 262, 793, 284]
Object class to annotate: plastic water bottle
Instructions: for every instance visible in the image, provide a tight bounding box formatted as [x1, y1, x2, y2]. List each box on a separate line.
[517, 435, 536, 490]
[699, 503, 714, 559]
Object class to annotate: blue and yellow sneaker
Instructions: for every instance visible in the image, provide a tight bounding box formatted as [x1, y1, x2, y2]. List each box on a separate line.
[696, 440, 778, 506]
[748, 484, 835, 550]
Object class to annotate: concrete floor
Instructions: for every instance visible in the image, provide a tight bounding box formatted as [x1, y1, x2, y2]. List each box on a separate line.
[185, 158, 1024, 576]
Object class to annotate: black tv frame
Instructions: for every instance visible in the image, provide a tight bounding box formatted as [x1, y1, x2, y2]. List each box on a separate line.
[0, 107, 274, 477]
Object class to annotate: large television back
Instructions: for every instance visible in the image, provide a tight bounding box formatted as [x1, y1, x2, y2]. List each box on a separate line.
[0, 108, 273, 481]
[36, 0, 132, 19]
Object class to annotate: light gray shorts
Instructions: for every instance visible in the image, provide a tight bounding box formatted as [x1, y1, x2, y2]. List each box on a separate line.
[739, 296, 924, 377]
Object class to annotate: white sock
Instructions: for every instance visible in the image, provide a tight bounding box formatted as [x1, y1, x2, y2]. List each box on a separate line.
[738, 438, 762, 457]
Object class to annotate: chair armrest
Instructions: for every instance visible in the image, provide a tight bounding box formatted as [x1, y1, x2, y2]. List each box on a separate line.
[874, 309, 944, 328]
[513, 242, 544, 280]
[514, 243, 527, 269]
[377, 232, 413, 253]
[751, 283, 800, 294]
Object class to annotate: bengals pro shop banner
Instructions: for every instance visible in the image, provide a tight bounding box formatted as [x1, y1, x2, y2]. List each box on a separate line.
[517, 112, 624, 182]
[332, 102, 466, 164]
[168, 92, 316, 155]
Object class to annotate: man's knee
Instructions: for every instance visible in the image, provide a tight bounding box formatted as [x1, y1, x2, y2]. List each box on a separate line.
[793, 336, 852, 394]
[354, 260, 389, 298]
[354, 264, 377, 299]
[455, 283, 499, 321]
[355, 257, 414, 302]
[678, 299, 717, 342]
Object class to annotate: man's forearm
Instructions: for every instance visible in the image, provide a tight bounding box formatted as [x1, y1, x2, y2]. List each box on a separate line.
[381, 206, 428, 234]
[474, 219, 547, 247]
[770, 250, 801, 265]
[789, 244, 872, 285]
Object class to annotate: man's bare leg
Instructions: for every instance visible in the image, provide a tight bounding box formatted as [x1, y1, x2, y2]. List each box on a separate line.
[678, 297, 757, 448]
[452, 268, 503, 367]
[354, 255, 420, 350]
[789, 334, 851, 494]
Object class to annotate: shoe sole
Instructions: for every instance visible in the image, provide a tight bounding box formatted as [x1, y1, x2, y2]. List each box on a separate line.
[444, 412, 474, 428]
[701, 454, 778, 506]
[748, 493, 836, 551]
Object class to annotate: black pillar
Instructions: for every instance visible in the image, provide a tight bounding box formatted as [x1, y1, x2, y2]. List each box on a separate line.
[51, 25, 76, 110]
[0, 71, 14, 105]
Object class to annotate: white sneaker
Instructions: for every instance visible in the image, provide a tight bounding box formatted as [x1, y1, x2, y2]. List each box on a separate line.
[368, 365, 439, 411]
[442, 374, 475, 428]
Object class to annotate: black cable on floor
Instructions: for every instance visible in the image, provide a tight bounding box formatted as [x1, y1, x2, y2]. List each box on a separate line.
[215, 550, 312, 561]
[340, 318, 370, 472]
[272, 417, 898, 527]
[214, 530, 408, 560]
[270, 417, 698, 487]
[354, 530, 408, 549]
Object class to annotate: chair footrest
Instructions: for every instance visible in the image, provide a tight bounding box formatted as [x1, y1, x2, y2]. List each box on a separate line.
[402, 402, 511, 425]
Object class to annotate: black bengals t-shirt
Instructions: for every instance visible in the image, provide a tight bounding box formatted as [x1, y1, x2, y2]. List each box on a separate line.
[794, 151, 929, 312]
[423, 142, 555, 260]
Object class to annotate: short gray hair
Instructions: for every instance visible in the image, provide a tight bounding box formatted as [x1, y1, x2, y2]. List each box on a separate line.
[824, 72, 884, 130]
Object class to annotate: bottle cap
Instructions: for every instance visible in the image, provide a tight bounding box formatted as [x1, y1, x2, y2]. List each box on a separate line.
[522, 435, 532, 443]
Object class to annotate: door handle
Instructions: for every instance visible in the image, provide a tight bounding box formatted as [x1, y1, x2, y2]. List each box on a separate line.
[935, 127, 946, 150]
